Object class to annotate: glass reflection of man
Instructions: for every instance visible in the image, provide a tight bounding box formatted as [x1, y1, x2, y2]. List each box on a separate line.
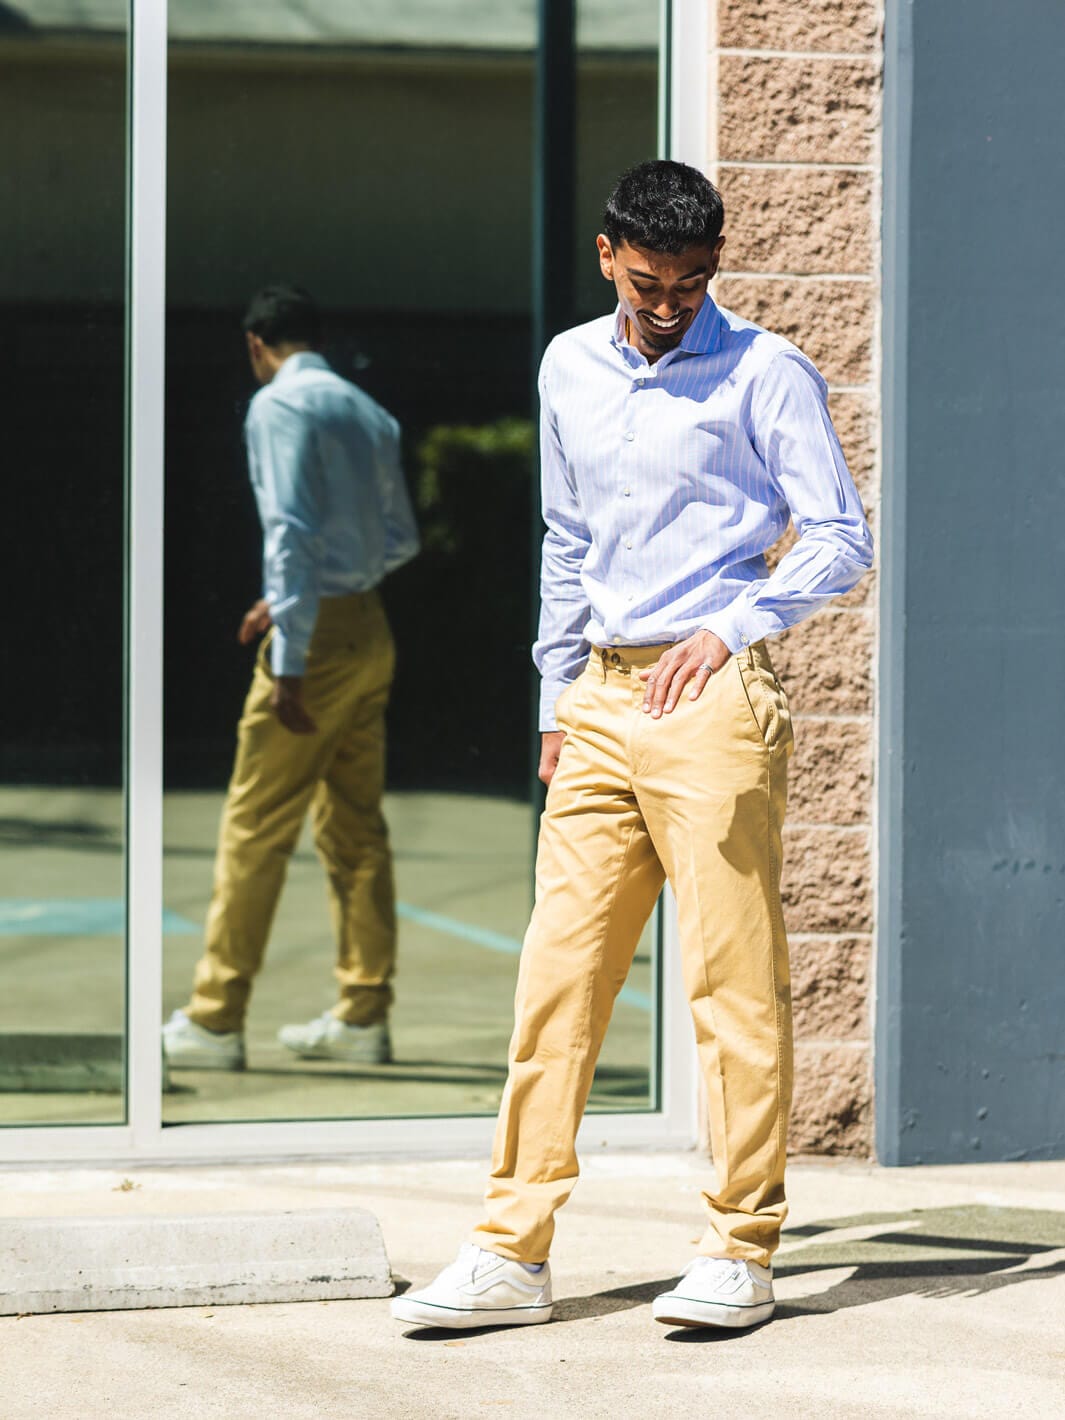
[393, 163, 872, 1333]
[164, 285, 419, 1071]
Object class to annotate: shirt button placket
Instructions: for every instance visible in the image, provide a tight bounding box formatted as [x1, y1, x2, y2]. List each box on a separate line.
[622, 400, 637, 617]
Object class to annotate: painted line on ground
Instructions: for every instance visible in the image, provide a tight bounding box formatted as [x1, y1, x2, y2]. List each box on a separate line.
[0, 898, 652, 1013]
[0, 900, 196, 936]
[396, 900, 651, 1013]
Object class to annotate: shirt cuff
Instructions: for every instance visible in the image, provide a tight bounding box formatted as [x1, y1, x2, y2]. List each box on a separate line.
[270, 629, 308, 677]
[539, 677, 572, 733]
[701, 596, 761, 656]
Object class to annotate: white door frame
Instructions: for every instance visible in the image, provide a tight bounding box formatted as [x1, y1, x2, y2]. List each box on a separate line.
[2, 0, 704, 1166]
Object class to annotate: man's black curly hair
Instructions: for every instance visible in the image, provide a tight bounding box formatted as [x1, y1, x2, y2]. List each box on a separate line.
[603, 160, 724, 254]
[242, 284, 321, 347]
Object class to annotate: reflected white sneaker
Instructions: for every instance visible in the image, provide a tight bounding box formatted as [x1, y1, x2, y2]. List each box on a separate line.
[162, 1010, 245, 1071]
[277, 1012, 392, 1064]
[391, 1245, 553, 1329]
[652, 1256, 775, 1329]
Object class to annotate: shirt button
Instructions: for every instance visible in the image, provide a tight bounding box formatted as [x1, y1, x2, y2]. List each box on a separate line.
[624, 431, 635, 441]
[625, 539, 633, 549]
[740, 635, 750, 646]
[623, 487, 631, 497]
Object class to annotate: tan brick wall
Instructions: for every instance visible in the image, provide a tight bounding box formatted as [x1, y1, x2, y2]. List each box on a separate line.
[710, 0, 882, 1155]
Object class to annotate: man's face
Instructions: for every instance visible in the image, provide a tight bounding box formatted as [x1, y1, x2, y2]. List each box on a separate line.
[597, 236, 725, 359]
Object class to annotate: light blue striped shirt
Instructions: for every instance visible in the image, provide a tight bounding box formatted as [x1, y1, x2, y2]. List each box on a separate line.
[245, 352, 419, 675]
[533, 297, 873, 730]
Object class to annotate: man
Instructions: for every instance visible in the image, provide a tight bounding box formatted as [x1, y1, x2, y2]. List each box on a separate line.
[163, 284, 419, 1071]
[392, 162, 872, 1332]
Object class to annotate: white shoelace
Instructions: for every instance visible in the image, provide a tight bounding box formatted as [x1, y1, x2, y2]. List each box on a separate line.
[301, 1012, 339, 1045]
[682, 1256, 745, 1283]
[446, 1244, 503, 1284]
[167, 1009, 234, 1042]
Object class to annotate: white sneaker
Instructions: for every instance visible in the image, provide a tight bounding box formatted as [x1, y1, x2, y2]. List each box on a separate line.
[278, 1012, 392, 1064]
[391, 1245, 553, 1329]
[162, 1010, 245, 1071]
[652, 1257, 775, 1329]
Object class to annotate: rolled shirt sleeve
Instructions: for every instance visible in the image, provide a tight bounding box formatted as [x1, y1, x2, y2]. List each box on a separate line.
[532, 348, 593, 732]
[705, 351, 874, 654]
[245, 394, 323, 677]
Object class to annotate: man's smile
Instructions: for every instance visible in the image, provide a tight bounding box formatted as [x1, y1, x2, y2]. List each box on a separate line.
[639, 309, 692, 336]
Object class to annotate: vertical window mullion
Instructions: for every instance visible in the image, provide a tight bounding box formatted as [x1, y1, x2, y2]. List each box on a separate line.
[126, 0, 168, 1150]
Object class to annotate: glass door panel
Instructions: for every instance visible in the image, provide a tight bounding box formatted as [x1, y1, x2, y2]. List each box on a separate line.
[575, 0, 662, 1110]
[161, 1, 660, 1125]
[0, 9, 128, 1124]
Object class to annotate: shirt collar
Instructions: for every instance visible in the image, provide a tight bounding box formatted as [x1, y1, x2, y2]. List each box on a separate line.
[679, 294, 722, 354]
[609, 294, 722, 360]
[272, 350, 330, 384]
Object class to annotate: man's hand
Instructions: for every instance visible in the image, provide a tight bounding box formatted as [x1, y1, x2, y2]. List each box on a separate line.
[238, 598, 273, 645]
[270, 676, 318, 735]
[539, 730, 565, 786]
[638, 629, 731, 718]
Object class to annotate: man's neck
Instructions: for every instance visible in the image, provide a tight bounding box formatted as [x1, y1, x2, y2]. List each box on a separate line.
[263, 343, 314, 382]
[624, 316, 669, 366]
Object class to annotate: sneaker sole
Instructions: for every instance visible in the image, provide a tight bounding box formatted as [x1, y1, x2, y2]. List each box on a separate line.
[278, 1044, 392, 1065]
[163, 1054, 245, 1072]
[652, 1297, 775, 1329]
[390, 1297, 552, 1329]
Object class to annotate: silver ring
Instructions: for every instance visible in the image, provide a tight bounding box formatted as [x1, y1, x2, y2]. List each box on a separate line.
[699, 662, 714, 675]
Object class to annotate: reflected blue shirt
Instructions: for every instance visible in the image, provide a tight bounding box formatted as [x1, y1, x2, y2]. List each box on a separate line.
[245, 351, 419, 675]
[533, 298, 873, 730]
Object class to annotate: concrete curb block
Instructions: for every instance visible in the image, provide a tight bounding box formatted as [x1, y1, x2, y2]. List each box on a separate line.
[0, 1034, 126, 1093]
[0, 1208, 393, 1315]
[0, 1033, 173, 1094]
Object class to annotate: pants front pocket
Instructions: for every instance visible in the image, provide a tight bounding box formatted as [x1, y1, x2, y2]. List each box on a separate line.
[736, 650, 793, 755]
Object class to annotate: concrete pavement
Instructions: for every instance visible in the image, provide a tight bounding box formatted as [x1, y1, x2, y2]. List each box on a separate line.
[2, 1151, 1063, 1418]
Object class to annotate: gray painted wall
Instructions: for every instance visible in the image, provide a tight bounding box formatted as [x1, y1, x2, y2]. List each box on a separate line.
[879, 0, 1065, 1163]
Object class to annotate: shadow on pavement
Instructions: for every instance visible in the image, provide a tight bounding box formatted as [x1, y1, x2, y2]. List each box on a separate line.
[0, 817, 119, 853]
[389, 1202, 1065, 1344]
[562, 1204, 1065, 1339]
[401, 1323, 542, 1341]
[165, 1061, 648, 1094]
[552, 1278, 674, 1323]
[172, 1064, 509, 1087]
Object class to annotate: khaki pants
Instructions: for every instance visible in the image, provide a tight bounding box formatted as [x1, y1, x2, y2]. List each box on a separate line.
[184, 591, 397, 1033]
[471, 640, 794, 1268]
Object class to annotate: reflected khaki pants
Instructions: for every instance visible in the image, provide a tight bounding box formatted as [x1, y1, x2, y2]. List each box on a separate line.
[471, 641, 794, 1267]
[185, 591, 397, 1033]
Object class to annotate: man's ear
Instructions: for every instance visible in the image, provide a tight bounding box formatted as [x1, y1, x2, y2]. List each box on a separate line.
[708, 235, 726, 281]
[596, 234, 614, 282]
